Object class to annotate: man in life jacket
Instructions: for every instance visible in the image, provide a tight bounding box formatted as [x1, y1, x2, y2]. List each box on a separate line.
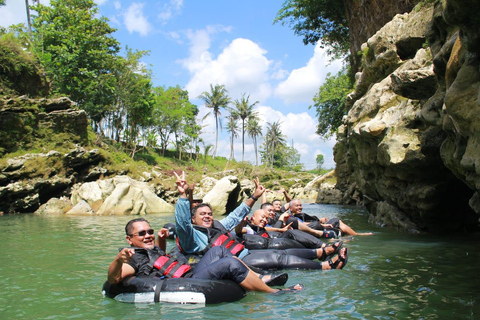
[237, 208, 342, 253]
[174, 172, 348, 271]
[107, 218, 303, 294]
[281, 200, 374, 236]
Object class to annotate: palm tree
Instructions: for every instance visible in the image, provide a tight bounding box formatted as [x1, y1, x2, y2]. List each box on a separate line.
[246, 116, 262, 166]
[198, 84, 230, 159]
[232, 93, 259, 161]
[264, 121, 286, 168]
[226, 111, 240, 161]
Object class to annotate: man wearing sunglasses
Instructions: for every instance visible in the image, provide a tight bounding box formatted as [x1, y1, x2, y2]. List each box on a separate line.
[107, 218, 303, 294]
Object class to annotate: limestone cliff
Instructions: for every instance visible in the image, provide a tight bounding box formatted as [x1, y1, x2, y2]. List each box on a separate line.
[333, 0, 480, 233]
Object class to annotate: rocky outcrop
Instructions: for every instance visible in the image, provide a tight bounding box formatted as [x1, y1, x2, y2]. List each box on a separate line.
[36, 175, 174, 215]
[334, 1, 480, 233]
[0, 96, 88, 155]
[0, 147, 106, 213]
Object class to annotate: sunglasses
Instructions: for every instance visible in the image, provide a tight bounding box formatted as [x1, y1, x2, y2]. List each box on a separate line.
[129, 229, 154, 237]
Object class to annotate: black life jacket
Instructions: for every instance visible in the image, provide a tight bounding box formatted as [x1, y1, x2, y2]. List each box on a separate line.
[246, 221, 270, 238]
[293, 212, 319, 222]
[133, 247, 191, 279]
[176, 220, 245, 256]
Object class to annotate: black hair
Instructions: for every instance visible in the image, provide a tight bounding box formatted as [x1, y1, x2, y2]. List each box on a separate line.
[125, 218, 149, 235]
[191, 203, 212, 217]
[260, 202, 273, 209]
[272, 199, 282, 204]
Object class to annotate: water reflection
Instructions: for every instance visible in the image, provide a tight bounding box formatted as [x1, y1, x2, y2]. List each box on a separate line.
[0, 205, 479, 319]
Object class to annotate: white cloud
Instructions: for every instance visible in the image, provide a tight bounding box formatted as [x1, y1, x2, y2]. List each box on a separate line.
[274, 43, 343, 105]
[158, 0, 183, 24]
[181, 29, 274, 102]
[196, 103, 334, 169]
[124, 3, 152, 36]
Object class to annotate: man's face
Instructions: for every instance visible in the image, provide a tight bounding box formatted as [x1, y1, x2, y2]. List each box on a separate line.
[126, 221, 155, 249]
[272, 201, 282, 212]
[192, 205, 213, 228]
[290, 201, 303, 214]
[251, 210, 268, 228]
[264, 205, 275, 218]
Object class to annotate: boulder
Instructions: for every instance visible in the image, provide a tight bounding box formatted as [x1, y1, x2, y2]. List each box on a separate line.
[34, 197, 72, 215]
[202, 176, 242, 216]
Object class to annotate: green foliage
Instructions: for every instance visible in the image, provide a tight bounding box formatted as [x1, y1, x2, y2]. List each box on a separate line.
[231, 93, 259, 161]
[316, 154, 324, 170]
[246, 116, 262, 166]
[198, 84, 230, 159]
[31, 0, 120, 124]
[274, 0, 349, 58]
[151, 85, 198, 159]
[310, 68, 352, 138]
[0, 32, 49, 96]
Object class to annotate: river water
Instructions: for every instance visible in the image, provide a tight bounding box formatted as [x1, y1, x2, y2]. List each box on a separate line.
[1, 203, 479, 319]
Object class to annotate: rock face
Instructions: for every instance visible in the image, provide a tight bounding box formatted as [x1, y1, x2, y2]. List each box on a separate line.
[0, 147, 106, 213]
[334, 1, 480, 233]
[36, 175, 174, 215]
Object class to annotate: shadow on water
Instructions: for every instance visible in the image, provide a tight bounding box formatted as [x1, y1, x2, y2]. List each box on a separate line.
[1, 204, 479, 319]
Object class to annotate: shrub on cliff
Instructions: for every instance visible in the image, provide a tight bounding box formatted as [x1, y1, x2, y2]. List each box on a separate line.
[0, 32, 49, 97]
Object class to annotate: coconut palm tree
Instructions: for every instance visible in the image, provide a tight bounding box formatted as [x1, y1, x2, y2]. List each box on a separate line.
[264, 121, 286, 168]
[232, 93, 259, 161]
[198, 84, 230, 159]
[246, 115, 262, 166]
[226, 111, 240, 161]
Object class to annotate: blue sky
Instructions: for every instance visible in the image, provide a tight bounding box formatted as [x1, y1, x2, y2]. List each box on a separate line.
[1, 0, 343, 169]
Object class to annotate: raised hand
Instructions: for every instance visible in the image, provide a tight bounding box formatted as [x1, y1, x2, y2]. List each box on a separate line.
[174, 171, 188, 196]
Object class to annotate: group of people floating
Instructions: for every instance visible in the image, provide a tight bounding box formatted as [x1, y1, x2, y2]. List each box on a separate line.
[107, 172, 373, 296]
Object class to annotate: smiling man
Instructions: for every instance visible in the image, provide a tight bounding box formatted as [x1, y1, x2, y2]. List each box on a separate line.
[174, 172, 348, 271]
[107, 218, 296, 294]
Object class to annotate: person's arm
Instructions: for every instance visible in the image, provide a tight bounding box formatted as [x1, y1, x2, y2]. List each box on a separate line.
[261, 189, 271, 204]
[220, 177, 265, 230]
[188, 183, 196, 212]
[265, 222, 292, 233]
[280, 188, 292, 203]
[235, 217, 248, 236]
[155, 228, 170, 252]
[174, 171, 209, 253]
[107, 248, 136, 284]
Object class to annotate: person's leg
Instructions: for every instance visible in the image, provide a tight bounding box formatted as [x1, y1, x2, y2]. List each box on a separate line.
[194, 246, 232, 271]
[297, 221, 326, 238]
[339, 220, 373, 236]
[192, 255, 285, 293]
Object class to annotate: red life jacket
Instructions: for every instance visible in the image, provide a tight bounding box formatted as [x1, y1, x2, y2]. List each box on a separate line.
[176, 220, 245, 256]
[153, 255, 191, 278]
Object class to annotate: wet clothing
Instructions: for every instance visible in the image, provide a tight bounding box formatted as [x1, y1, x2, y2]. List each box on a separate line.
[127, 245, 249, 284]
[175, 198, 250, 259]
[175, 198, 326, 270]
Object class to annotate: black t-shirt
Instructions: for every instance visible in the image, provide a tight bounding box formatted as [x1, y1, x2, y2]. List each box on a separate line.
[127, 246, 166, 277]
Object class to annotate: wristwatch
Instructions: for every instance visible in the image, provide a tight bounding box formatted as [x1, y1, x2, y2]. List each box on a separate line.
[250, 195, 258, 201]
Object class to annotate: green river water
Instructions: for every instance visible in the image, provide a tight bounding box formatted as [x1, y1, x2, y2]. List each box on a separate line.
[0, 203, 479, 319]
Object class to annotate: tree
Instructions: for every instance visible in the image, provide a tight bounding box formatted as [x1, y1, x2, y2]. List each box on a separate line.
[309, 68, 352, 138]
[31, 0, 120, 128]
[274, 0, 349, 58]
[107, 48, 153, 151]
[225, 110, 239, 161]
[151, 86, 197, 158]
[262, 121, 286, 168]
[246, 116, 262, 166]
[198, 84, 230, 159]
[316, 154, 324, 171]
[231, 93, 259, 161]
